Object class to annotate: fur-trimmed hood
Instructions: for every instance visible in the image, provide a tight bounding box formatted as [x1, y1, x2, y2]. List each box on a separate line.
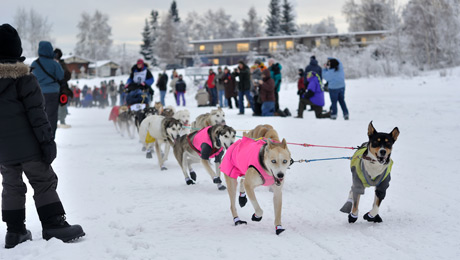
[0, 62, 29, 79]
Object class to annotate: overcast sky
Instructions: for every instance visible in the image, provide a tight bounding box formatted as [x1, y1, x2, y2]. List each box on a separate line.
[2, 0, 407, 55]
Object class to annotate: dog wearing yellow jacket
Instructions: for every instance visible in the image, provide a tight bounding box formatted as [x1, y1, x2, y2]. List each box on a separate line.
[340, 121, 399, 223]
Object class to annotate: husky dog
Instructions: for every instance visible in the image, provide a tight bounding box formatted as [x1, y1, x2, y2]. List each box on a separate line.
[191, 107, 225, 132]
[174, 109, 191, 135]
[154, 102, 164, 115]
[173, 125, 236, 190]
[161, 105, 175, 118]
[116, 106, 135, 138]
[134, 106, 158, 131]
[340, 121, 399, 223]
[221, 136, 291, 235]
[138, 115, 183, 170]
[243, 124, 279, 142]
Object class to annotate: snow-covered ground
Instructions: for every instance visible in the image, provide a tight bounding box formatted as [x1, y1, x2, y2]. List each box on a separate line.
[1, 68, 460, 259]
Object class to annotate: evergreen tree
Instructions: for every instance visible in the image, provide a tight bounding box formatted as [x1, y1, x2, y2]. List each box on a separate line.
[140, 19, 153, 61]
[149, 10, 159, 65]
[242, 6, 264, 37]
[280, 0, 296, 35]
[266, 0, 282, 36]
[169, 0, 180, 23]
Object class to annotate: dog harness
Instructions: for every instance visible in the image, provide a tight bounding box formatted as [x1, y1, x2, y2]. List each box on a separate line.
[351, 146, 393, 187]
[188, 126, 223, 159]
[220, 137, 274, 186]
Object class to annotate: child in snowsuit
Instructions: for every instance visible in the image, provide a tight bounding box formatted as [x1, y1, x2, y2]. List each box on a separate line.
[175, 74, 186, 106]
[0, 24, 85, 249]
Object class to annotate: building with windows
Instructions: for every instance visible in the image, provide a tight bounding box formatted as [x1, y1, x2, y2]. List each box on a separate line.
[183, 30, 387, 66]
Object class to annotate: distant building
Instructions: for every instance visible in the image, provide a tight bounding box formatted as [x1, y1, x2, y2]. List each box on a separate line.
[61, 55, 91, 79]
[183, 30, 388, 66]
[88, 60, 120, 77]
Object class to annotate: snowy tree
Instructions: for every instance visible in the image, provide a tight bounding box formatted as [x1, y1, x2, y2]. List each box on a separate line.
[401, 0, 460, 68]
[310, 17, 338, 34]
[155, 13, 187, 64]
[169, 1, 180, 23]
[242, 7, 264, 37]
[140, 19, 153, 61]
[149, 10, 160, 66]
[75, 10, 113, 60]
[281, 0, 297, 35]
[185, 9, 240, 40]
[342, 0, 399, 31]
[13, 7, 53, 56]
[266, 0, 282, 36]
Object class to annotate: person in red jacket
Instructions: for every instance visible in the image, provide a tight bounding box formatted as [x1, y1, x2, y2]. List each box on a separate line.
[207, 69, 217, 106]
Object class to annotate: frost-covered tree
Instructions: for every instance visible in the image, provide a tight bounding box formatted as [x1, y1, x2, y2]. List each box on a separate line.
[401, 0, 460, 68]
[280, 0, 296, 35]
[155, 13, 187, 64]
[13, 7, 53, 56]
[266, 0, 282, 36]
[149, 10, 159, 65]
[310, 17, 338, 34]
[185, 9, 240, 40]
[342, 0, 399, 31]
[75, 10, 112, 60]
[242, 6, 264, 37]
[169, 0, 180, 23]
[140, 19, 153, 61]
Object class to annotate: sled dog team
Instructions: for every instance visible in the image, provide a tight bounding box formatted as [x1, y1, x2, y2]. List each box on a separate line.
[114, 105, 399, 235]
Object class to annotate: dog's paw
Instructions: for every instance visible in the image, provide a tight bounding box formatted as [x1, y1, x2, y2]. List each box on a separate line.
[275, 225, 285, 235]
[217, 184, 226, 190]
[348, 213, 358, 223]
[233, 217, 247, 226]
[213, 177, 222, 184]
[185, 178, 194, 185]
[190, 171, 197, 181]
[340, 201, 353, 213]
[251, 213, 262, 222]
[146, 152, 152, 159]
[363, 213, 383, 223]
[239, 193, 247, 208]
[161, 166, 168, 171]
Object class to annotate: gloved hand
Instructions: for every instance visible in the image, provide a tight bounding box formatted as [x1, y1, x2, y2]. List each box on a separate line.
[41, 140, 57, 165]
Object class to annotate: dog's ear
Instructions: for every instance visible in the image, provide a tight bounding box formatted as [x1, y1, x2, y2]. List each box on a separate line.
[281, 138, 287, 149]
[391, 127, 399, 142]
[368, 121, 376, 137]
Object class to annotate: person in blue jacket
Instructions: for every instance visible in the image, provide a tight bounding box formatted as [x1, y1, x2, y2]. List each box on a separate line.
[268, 58, 282, 112]
[322, 58, 349, 120]
[125, 59, 154, 105]
[30, 41, 64, 136]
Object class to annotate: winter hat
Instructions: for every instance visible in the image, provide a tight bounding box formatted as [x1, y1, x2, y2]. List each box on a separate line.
[137, 59, 144, 65]
[54, 48, 63, 60]
[0, 24, 25, 62]
[310, 55, 316, 60]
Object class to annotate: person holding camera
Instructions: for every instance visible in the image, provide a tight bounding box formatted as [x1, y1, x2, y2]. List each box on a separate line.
[54, 48, 72, 128]
[31, 41, 64, 136]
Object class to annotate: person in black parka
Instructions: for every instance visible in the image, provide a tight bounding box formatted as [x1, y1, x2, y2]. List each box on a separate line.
[0, 24, 85, 249]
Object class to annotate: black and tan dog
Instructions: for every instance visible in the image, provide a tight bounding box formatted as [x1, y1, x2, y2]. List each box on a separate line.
[173, 125, 236, 190]
[340, 121, 399, 223]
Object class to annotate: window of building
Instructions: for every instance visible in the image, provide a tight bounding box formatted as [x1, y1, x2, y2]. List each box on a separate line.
[236, 43, 249, 52]
[213, 44, 223, 54]
[269, 41, 278, 52]
[199, 45, 205, 51]
[213, 59, 219, 65]
[285, 40, 294, 50]
[330, 38, 339, 47]
[361, 37, 367, 44]
[315, 39, 321, 47]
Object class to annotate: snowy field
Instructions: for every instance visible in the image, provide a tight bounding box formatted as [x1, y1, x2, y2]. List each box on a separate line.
[1, 68, 460, 260]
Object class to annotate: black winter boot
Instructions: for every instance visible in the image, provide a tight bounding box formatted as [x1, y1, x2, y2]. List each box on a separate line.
[42, 215, 85, 242]
[5, 229, 32, 249]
